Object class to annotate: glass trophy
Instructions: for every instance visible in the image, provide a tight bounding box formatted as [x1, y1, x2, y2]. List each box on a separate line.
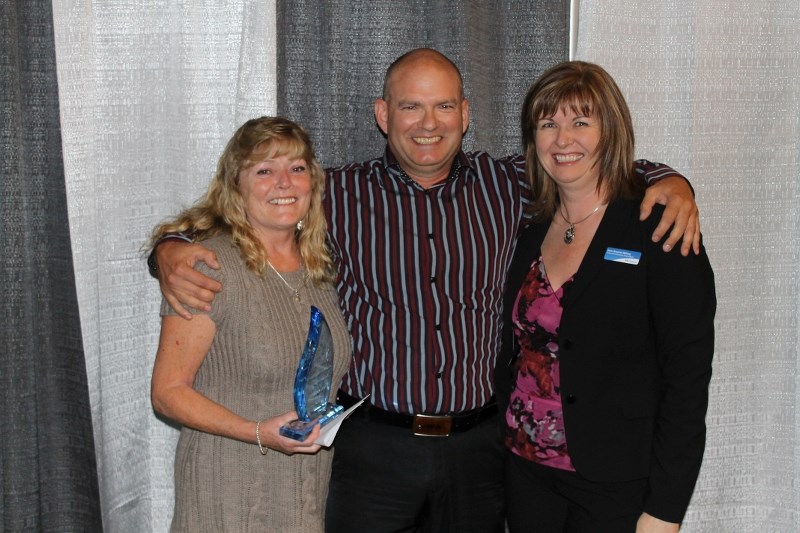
[279, 306, 344, 441]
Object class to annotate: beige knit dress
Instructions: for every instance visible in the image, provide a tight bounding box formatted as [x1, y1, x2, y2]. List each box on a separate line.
[161, 233, 351, 533]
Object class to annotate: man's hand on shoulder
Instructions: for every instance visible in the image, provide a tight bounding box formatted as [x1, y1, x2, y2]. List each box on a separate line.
[640, 175, 700, 256]
[156, 240, 221, 319]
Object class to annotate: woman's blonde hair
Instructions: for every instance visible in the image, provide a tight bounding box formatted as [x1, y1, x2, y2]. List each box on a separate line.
[150, 116, 333, 283]
[520, 61, 643, 222]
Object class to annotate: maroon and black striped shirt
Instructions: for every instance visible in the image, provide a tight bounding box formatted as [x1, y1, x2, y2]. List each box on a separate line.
[324, 148, 672, 415]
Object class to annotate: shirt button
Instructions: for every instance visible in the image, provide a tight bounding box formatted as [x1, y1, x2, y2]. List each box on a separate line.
[430, 276, 436, 283]
[435, 324, 441, 331]
[427, 233, 434, 239]
[436, 371, 444, 379]
[566, 394, 577, 404]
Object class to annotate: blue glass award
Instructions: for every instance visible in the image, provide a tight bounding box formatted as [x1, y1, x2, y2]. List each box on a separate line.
[279, 306, 344, 441]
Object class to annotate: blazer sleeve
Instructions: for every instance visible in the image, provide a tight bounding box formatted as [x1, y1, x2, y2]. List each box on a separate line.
[642, 211, 716, 523]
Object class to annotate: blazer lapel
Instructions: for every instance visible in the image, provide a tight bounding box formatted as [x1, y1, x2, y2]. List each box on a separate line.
[507, 222, 549, 300]
[560, 200, 638, 309]
[500, 222, 548, 369]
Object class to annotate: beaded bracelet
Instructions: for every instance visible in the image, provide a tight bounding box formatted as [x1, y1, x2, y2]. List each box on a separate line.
[255, 420, 268, 455]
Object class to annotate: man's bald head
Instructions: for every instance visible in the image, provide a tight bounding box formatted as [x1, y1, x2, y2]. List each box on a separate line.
[382, 48, 465, 101]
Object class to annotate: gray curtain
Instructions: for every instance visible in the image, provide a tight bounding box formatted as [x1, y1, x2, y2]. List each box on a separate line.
[277, 0, 570, 167]
[0, 1, 102, 530]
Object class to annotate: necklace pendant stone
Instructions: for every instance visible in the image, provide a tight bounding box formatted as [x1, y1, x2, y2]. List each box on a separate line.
[294, 292, 301, 303]
[564, 225, 575, 244]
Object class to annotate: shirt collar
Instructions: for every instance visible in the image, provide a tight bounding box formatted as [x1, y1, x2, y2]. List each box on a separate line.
[382, 146, 474, 188]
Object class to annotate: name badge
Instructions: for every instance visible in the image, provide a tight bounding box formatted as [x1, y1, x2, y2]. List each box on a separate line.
[604, 247, 641, 265]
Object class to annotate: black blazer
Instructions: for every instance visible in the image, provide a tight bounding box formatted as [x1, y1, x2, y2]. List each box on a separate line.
[495, 198, 716, 523]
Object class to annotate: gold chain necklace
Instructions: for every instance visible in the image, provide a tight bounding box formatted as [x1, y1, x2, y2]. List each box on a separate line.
[266, 260, 305, 302]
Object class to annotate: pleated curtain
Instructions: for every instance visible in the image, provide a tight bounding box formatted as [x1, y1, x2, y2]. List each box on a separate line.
[276, 0, 570, 167]
[50, 1, 278, 530]
[1, 0, 102, 530]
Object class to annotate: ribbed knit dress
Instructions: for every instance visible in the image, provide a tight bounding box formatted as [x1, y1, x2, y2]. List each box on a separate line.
[161, 233, 351, 532]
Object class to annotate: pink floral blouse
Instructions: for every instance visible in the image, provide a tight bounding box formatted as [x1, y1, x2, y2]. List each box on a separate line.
[505, 256, 575, 471]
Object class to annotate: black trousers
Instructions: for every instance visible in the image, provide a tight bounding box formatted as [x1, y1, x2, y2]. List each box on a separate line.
[325, 414, 506, 533]
[505, 452, 647, 533]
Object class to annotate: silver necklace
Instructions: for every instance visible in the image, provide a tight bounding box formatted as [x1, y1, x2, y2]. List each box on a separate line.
[559, 204, 605, 244]
[266, 260, 305, 302]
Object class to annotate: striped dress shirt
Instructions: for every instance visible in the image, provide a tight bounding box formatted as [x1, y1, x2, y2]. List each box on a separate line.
[324, 148, 670, 415]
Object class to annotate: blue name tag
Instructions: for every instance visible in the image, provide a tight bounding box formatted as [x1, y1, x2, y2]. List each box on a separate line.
[604, 247, 641, 265]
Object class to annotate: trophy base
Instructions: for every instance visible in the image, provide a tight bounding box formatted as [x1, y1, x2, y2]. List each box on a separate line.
[279, 402, 345, 441]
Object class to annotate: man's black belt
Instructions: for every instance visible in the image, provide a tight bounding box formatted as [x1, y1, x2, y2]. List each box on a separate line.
[337, 390, 498, 437]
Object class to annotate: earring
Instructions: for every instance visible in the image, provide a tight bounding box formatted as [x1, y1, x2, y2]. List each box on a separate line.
[296, 219, 305, 231]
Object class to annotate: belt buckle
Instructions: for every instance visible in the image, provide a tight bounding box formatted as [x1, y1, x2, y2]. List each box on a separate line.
[413, 414, 452, 437]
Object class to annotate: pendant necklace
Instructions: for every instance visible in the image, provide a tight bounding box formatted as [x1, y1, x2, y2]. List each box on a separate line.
[267, 260, 305, 302]
[559, 204, 605, 244]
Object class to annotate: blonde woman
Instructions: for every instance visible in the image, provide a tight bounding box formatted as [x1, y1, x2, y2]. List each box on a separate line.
[150, 117, 350, 532]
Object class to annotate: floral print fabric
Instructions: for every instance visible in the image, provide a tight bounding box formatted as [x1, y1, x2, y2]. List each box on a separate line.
[505, 257, 575, 471]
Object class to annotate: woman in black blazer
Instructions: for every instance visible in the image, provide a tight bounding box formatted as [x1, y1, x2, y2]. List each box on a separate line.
[496, 62, 716, 533]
